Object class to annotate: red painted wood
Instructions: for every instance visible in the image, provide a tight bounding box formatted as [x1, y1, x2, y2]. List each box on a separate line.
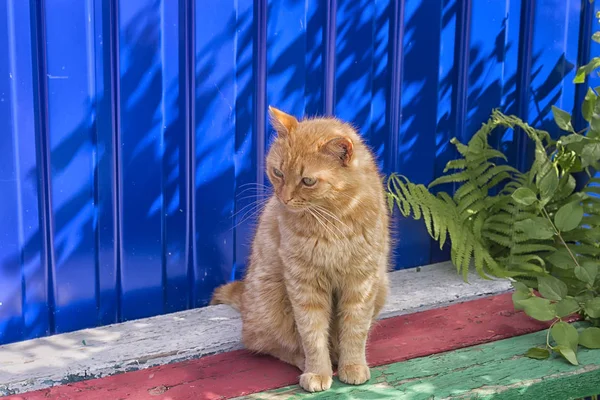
[3, 293, 572, 400]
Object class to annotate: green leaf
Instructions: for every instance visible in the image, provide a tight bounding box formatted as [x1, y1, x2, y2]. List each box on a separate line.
[551, 321, 579, 349]
[574, 57, 600, 84]
[592, 114, 600, 134]
[553, 345, 579, 365]
[515, 217, 555, 240]
[556, 150, 579, 172]
[593, 32, 600, 44]
[537, 276, 568, 301]
[584, 298, 600, 318]
[579, 327, 600, 349]
[556, 298, 580, 318]
[583, 88, 598, 122]
[554, 202, 584, 232]
[512, 187, 538, 206]
[512, 281, 530, 293]
[513, 290, 531, 311]
[525, 347, 550, 360]
[575, 293, 594, 304]
[574, 261, 598, 285]
[537, 164, 559, 205]
[551, 106, 574, 132]
[546, 249, 577, 270]
[561, 174, 577, 199]
[581, 142, 600, 168]
[519, 297, 557, 321]
[559, 134, 590, 150]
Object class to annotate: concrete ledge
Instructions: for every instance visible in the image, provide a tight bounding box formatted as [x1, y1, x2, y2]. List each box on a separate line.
[0, 262, 511, 396]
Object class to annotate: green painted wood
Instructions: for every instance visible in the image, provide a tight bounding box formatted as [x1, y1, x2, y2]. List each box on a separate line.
[242, 326, 600, 400]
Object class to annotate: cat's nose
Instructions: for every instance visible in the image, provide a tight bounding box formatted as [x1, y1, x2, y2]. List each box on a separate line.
[282, 196, 292, 204]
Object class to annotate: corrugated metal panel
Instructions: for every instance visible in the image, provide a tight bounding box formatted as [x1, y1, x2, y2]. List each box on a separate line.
[0, 0, 593, 345]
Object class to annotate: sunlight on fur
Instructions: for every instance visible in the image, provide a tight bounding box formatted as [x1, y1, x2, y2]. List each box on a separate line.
[211, 107, 391, 393]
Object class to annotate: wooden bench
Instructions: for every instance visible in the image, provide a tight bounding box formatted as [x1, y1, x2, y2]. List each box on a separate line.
[247, 326, 600, 399]
[2, 263, 598, 399]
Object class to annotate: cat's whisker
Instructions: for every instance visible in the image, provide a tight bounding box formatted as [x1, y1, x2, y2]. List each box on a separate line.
[310, 207, 346, 238]
[232, 199, 271, 230]
[231, 197, 271, 220]
[237, 182, 270, 190]
[307, 208, 340, 241]
[236, 187, 273, 197]
[236, 193, 272, 203]
[231, 200, 263, 220]
[232, 210, 261, 230]
[237, 197, 271, 219]
[311, 204, 349, 230]
[310, 203, 347, 226]
[309, 207, 344, 240]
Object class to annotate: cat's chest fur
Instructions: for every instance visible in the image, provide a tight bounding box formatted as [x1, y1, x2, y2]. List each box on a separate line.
[277, 212, 382, 273]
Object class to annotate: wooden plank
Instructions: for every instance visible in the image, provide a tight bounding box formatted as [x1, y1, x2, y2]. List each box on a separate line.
[247, 325, 600, 399]
[1, 293, 563, 400]
[0, 262, 511, 396]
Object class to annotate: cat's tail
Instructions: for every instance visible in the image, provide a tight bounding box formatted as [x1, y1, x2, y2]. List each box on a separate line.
[210, 281, 244, 311]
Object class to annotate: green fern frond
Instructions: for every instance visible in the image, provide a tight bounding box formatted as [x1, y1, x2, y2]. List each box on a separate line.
[482, 231, 512, 247]
[476, 165, 518, 186]
[568, 243, 600, 257]
[443, 159, 467, 172]
[483, 171, 514, 192]
[472, 212, 487, 238]
[454, 181, 479, 202]
[387, 173, 505, 280]
[428, 171, 471, 187]
[387, 174, 452, 246]
[483, 221, 512, 235]
[511, 244, 557, 255]
[387, 109, 599, 285]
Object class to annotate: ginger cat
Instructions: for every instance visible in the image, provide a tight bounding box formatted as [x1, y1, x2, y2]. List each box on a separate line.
[211, 107, 390, 392]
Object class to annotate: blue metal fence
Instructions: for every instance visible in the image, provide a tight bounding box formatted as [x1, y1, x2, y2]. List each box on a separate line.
[0, 0, 594, 345]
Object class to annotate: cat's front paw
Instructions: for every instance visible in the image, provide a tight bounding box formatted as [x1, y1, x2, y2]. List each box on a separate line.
[338, 364, 370, 385]
[299, 372, 333, 392]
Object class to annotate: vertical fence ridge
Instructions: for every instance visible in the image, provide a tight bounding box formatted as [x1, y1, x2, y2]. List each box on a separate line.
[387, 0, 404, 173]
[180, 0, 197, 309]
[160, 0, 168, 311]
[324, 0, 337, 116]
[253, 0, 267, 186]
[6, 0, 27, 337]
[29, 0, 56, 335]
[574, 0, 594, 131]
[452, 0, 472, 148]
[91, 0, 102, 318]
[514, 0, 535, 172]
[107, 0, 123, 322]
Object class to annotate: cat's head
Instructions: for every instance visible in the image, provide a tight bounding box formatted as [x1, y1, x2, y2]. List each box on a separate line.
[265, 106, 372, 212]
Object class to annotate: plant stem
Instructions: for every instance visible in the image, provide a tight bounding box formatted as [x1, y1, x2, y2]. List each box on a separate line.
[541, 207, 582, 268]
[546, 319, 559, 349]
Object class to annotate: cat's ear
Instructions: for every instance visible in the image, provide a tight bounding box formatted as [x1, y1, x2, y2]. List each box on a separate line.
[269, 106, 298, 136]
[321, 136, 353, 166]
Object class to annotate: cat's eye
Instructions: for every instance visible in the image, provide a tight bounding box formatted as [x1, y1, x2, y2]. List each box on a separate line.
[273, 168, 284, 178]
[302, 177, 317, 186]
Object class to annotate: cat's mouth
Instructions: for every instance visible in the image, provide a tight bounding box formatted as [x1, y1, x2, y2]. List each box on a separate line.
[282, 203, 306, 213]
[276, 197, 309, 213]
